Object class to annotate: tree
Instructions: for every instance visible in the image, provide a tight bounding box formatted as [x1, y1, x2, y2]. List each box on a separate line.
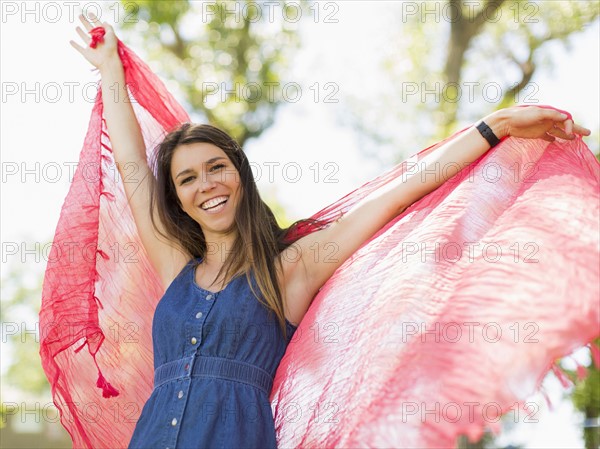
[0, 246, 72, 446]
[1, 253, 49, 397]
[118, 0, 308, 146]
[344, 0, 599, 162]
[567, 340, 600, 449]
[440, 0, 598, 133]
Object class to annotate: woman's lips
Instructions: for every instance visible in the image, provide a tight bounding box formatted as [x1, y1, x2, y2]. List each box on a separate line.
[199, 196, 229, 214]
[200, 195, 228, 210]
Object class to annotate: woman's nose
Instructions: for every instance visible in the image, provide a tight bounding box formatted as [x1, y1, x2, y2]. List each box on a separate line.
[198, 174, 217, 192]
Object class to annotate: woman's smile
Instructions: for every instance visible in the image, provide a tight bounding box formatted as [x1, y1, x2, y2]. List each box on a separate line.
[199, 195, 229, 213]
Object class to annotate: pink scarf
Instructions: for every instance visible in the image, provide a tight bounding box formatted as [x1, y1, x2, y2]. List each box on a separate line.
[40, 40, 600, 448]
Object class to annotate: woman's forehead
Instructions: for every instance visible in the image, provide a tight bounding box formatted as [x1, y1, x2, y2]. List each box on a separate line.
[171, 142, 229, 167]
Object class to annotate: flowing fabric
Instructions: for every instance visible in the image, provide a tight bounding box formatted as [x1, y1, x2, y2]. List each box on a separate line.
[40, 40, 600, 449]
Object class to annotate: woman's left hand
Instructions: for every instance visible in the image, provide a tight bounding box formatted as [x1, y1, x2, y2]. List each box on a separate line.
[487, 106, 591, 142]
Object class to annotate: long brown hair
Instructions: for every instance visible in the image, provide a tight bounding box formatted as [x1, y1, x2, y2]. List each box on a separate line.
[149, 123, 323, 338]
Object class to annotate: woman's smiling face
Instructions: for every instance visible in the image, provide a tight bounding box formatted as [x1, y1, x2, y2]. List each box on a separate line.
[170, 142, 242, 237]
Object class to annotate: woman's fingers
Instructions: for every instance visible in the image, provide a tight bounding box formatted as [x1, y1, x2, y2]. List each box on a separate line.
[69, 40, 86, 55]
[547, 125, 574, 140]
[565, 119, 573, 136]
[76, 26, 91, 45]
[573, 123, 592, 136]
[540, 133, 555, 142]
[551, 118, 591, 138]
[78, 13, 93, 31]
[538, 107, 568, 123]
[539, 106, 591, 137]
[87, 11, 103, 27]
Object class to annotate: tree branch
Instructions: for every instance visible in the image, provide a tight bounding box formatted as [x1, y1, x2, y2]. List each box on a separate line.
[473, 0, 506, 30]
[162, 23, 187, 59]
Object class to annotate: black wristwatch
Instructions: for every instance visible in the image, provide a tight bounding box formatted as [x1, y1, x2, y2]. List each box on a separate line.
[476, 121, 501, 148]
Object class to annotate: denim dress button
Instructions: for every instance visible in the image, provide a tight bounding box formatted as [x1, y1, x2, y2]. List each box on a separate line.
[171, 418, 177, 426]
[178, 390, 183, 399]
[195, 311, 203, 319]
[206, 294, 213, 301]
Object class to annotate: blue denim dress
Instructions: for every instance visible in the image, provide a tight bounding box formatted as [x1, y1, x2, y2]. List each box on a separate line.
[128, 257, 297, 449]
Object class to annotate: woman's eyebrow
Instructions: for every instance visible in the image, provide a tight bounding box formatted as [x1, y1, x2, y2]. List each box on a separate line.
[206, 156, 226, 165]
[175, 157, 227, 179]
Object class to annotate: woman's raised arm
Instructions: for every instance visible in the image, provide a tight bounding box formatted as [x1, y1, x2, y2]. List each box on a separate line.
[280, 106, 591, 324]
[70, 14, 189, 287]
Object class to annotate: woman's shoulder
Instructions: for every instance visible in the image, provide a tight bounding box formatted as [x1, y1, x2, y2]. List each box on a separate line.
[160, 253, 199, 290]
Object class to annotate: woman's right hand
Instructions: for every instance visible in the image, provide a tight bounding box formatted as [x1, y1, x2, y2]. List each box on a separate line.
[70, 13, 119, 71]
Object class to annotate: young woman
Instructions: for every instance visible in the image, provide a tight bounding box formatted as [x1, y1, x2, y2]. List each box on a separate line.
[69, 13, 591, 449]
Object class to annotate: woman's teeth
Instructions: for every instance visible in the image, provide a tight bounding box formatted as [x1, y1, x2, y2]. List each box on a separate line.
[201, 196, 228, 210]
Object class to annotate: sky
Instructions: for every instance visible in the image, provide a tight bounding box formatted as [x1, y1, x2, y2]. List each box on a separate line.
[1, 1, 599, 447]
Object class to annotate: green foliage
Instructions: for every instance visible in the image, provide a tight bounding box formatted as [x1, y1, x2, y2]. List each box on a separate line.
[456, 432, 495, 448]
[368, 0, 600, 154]
[263, 192, 295, 228]
[571, 366, 600, 416]
[1, 251, 50, 397]
[445, 0, 596, 130]
[0, 401, 9, 429]
[119, 0, 306, 146]
[567, 339, 600, 449]
[486, 1, 599, 107]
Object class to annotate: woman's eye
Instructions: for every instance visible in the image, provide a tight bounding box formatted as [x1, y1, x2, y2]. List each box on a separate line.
[181, 176, 194, 185]
[209, 164, 225, 172]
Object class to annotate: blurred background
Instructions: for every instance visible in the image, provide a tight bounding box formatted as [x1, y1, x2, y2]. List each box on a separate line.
[1, 1, 599, 448]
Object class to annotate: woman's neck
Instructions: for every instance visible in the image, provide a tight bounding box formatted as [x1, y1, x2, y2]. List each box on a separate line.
[202, 231, 237, 270]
